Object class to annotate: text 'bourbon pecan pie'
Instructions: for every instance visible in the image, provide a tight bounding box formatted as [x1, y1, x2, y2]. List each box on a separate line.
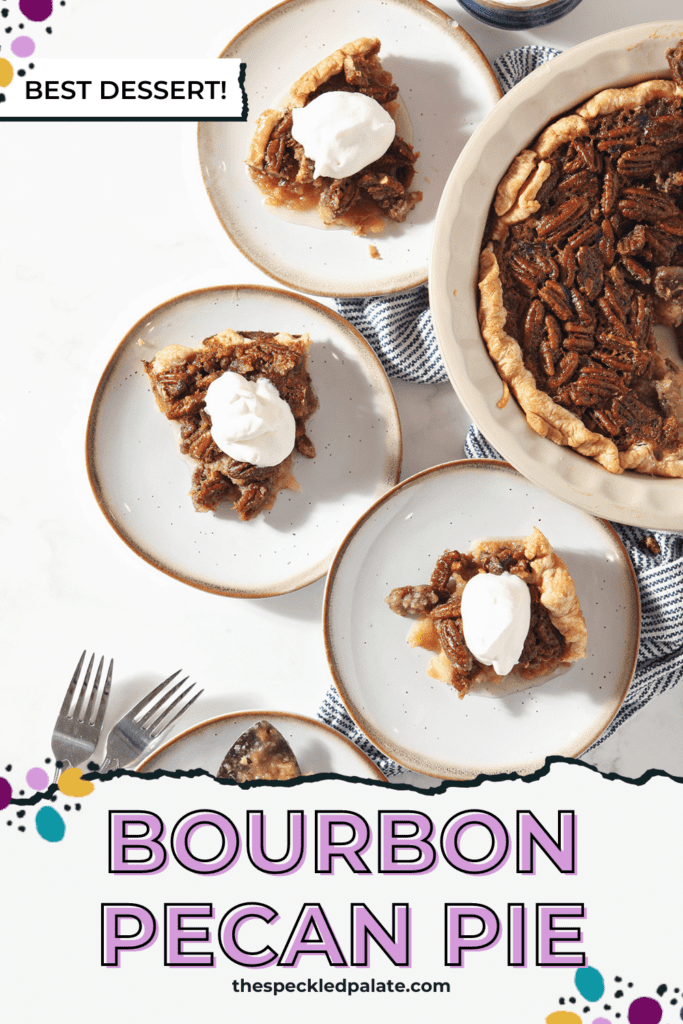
[143, 330, 317, 521]
[386, 528, 586, 698]
[478, 42, 683, 477]
[246, 37, 422, 235]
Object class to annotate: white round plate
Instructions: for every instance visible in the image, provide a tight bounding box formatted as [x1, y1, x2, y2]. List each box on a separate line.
[86, 284, 401, 597]
[430, 22, 683, 532]
[138, 710, 386, 780]
[324, 460, 639, 780]
[198, 0, 501, 297]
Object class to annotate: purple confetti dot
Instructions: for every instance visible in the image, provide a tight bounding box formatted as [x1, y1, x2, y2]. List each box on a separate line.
[0, 777, 12, 810]
[11, 34, 35, 56]
[628, 998, 662, 1024]
[26, 766, 49, 790]
[18, 0, 52, 22]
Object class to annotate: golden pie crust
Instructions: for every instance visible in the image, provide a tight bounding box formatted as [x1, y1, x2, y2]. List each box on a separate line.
[478, 67, 683, 477]
[386, 527, 586, 698]
[246, 37, 422, 234]
[143, 330, 317, 521]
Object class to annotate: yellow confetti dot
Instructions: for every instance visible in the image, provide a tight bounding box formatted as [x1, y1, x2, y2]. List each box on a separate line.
[58, 767, 95, 797]
[546, 1014, 583, 1024]
[0, 58, 14, 88]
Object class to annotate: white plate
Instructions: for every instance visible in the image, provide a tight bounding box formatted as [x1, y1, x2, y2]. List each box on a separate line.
[430, 21, 683, 532]
[198, 0, 501, 297]
[137, 710, 386, 780]
[86, 284, 401, 597]
[324, 460, 639, 780]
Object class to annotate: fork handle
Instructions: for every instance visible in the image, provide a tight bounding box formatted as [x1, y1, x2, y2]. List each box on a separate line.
[53, 760, 72, 785]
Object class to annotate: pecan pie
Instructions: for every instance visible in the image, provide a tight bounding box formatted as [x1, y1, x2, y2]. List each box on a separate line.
[246, 37, 422, 234]
[385, 528, 586, 698]
[217, 720, 301, 782]
[143, 330, 317, 521]
[478, 43, 683, 476]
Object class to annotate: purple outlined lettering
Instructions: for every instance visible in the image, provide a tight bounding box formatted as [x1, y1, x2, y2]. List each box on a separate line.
[441, 810, 510, 875]
[378, 811, 437, 873]
[350, 903, 411, 967]
[108, 810, 167, 873]
[101, 903, 157, 966]
[517, 810, 577, 874]
[171, 809, 240, 875]
[247, 810, 306, 875]
[536, 903, 585, 966]
[164, 903, 214, 967]
[278, 904, 348, 967]
[218, 903, 279, 968]
[444, 904, 501, 967]
[315, 811, 371, 874]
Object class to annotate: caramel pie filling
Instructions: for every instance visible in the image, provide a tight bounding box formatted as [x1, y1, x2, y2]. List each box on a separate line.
[246, 37, 422, 235]
[143, 330, 317, 521]
[386, 528, 586, 698]
[478, 43, 683, 476]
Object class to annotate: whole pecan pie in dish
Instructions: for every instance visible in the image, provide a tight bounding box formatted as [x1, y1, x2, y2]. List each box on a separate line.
[143, 330, 317, 521]
[386, 528, 586, 698]
[478, 42, 683, 477]
[246, 37, 422, 235]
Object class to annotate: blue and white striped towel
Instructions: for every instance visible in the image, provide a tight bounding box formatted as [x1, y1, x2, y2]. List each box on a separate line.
[318, 47, 683, 777]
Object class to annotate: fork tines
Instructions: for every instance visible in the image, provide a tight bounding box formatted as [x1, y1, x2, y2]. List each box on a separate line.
[61, 651, 114, 728]
[130, 671, 203, 739]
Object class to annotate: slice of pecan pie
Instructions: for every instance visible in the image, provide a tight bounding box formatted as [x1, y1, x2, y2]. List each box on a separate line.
[478, 42, 683, 476]
[246, 37, 422, 234]
[386, 528, 586, 698]
[217, 721, 301, 782]
[143, 330, 317, 521]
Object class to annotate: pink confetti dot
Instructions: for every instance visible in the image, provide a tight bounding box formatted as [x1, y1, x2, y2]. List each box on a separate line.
[26, 767, 49, 790]
[11, 36, 36, 58]
[0, 777, 12, 810]
[593, 1019, 612, 1024]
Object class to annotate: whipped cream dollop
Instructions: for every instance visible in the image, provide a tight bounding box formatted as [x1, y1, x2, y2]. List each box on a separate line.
[290, 91, 396, 179]
[204, 371, 295, 468]
[461, 571, 531, 676]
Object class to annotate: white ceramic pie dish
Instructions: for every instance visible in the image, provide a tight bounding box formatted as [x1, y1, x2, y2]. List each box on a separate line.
[198, 0, 501, 297]
[430, 21, 683, 532]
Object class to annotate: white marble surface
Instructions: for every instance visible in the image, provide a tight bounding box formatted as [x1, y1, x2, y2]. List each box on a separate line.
[1, 0, 681, 783]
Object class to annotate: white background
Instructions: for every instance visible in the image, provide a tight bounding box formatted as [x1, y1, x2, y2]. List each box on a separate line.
[1, 1, 683, 1019]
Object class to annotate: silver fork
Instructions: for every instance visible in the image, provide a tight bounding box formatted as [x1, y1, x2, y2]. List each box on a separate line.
[97, 671, 203, 772]
[52, 651, 114, 783]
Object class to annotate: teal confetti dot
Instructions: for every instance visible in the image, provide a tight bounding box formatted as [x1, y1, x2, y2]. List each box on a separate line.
[576, 967, 606, 1002]
[36, 805, 65, 842]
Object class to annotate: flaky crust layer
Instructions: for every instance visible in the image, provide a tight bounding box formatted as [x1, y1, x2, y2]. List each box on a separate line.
[479, 77, 683, 477]
[246, 38, 382, 170]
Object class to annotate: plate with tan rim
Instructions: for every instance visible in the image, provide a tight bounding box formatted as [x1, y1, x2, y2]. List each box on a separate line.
[197, 0, 501, 297]
[137, 710, 387, 780]
[324, 460, 639, 780]
[86, 284, 401, 598]
[430, 22, 683, 531]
